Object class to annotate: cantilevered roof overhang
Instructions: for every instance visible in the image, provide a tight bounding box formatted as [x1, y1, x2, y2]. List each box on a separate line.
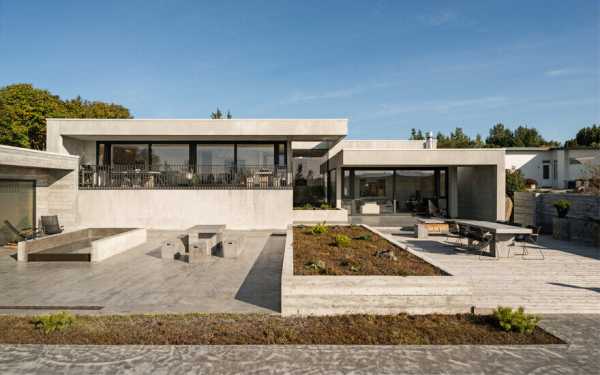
[322, 148, 506, 172]
[46, 119, 348, 143]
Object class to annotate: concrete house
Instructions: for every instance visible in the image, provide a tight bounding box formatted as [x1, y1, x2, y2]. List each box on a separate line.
[506, 147, 600, 189]
[0, 118, 507, 244]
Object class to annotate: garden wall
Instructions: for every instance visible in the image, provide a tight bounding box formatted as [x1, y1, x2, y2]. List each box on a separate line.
[292, 208, 348, 224]
[514, 191, 600, 243]
[281, 225, 472, 316]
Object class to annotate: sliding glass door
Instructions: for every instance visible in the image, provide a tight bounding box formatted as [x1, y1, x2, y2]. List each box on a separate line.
[0, 180, 35, 245]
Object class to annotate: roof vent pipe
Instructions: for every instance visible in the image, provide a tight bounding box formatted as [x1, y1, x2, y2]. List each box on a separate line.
[425, 131, 435, 149]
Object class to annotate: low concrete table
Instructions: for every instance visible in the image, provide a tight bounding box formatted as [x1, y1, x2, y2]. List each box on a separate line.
[452, 219, 532, 257]
[415, 217, 449, 239]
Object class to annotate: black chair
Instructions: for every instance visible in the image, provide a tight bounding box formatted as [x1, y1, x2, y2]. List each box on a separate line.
[3, 220, 39, 241]
[41, 215, 64, 235]
[514, 226, 544, 260]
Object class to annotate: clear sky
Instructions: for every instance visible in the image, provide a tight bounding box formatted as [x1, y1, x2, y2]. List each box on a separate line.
[0, 0, 598, 141]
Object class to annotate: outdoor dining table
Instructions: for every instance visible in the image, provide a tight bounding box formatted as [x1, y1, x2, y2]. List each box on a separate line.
[449, 219, 532, 257]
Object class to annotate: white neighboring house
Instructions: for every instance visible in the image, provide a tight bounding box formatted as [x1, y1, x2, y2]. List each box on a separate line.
[506, 147, 600, 189]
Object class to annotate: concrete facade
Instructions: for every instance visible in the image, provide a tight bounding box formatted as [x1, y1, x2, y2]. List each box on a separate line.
[506, 147, 600, 189]
[77, 189, 293, 230]
[291, 208, 348, 223]
[322, 147, 506, 221]
[0, 145, 79, 230]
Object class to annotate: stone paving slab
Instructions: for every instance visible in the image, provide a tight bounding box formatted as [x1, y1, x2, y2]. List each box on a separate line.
[0, 315, 598, 374]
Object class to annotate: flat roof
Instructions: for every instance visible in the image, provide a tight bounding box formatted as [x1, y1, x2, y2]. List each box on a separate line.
[46, 118, 348, 142]
[323, 148, 505, 171]
[0, 145, 78, 170]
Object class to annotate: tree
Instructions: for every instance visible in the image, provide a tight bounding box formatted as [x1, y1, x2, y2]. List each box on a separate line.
[210, 108, 232, 119]
[512, 126, 558, 147]
[0, 83, 131, 150]
[409, 128, 424, 140]
[565, 125, 600, 148]
[506, 169, 526, 197]
[486, 123, 514, 148]
[437, 127, 478, 148]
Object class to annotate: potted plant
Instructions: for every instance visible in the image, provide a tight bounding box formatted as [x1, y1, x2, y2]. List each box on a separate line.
[525, 178, 538, 190]
[552, 199, 571, 241]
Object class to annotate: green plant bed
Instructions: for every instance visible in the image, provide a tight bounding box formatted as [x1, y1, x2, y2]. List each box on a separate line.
[0, 313, 563, 345]
[294, 226, 445, 276]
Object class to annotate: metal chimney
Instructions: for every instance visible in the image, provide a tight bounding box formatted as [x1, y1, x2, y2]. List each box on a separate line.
[425, 131, 435, 149]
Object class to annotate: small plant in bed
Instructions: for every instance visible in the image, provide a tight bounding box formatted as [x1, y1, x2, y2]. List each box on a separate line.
[494, 306, 540, 334]
[32, 311, 75, 334]
[310, 222, 328, 235]
[354, 234, 372, 241]
[334, 234, 351, 247]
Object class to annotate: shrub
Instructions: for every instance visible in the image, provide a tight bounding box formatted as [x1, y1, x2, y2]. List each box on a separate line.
[334, 234, 351, 247]
[506, 169, 526, 197]
[304, 260, 326, 274]
[553, 199, 571, 218]
[524, 178, 538, 187]
[310, 222, 328, 235]
[303, 203, 313, 210]
[319, 203, 331, 209]
[355, 234, 372, 241]
[493, 306, 540, 334]
[32, 311, 75, 334]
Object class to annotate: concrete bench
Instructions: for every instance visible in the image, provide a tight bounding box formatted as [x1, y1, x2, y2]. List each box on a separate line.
[161, 234, 187, 260]
[220, 233, 244, 258]
[415, 218, 449, 239]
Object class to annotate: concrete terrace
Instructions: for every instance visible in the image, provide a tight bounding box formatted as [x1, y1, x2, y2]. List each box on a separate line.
[389, 232, 600, 314]
[0, 230, 284, 315]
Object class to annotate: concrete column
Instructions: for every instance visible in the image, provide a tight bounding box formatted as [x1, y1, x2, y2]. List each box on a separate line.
[496, 164, 506, 221]
[335, 166, 342, 209]
[448, 166, 458, 218]
[286, 140, 293, 185]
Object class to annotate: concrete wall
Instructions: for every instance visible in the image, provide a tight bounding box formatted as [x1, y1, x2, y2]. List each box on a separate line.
[281, 225, 471, 316]
[457, 166, 503, 221]
[77, 189, 293, 230]
[292, 208, 348, 223]
[0, 145, 79, 230]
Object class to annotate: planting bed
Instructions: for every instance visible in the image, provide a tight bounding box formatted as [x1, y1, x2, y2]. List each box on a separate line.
[293, 225, 444, 276]
[0, 313, 562, 345]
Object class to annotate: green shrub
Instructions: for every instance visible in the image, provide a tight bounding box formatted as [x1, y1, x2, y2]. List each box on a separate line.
[493, 306, 540, 334]
[319, 203, 331, 209]
[553, 199, 571, 218]
[506, 169, 526, 197]
[355, 234, 372, 241]
[334, 234, 351, 247]
[304, 260, 326, 274]
[32, 311, 75, 334]
[310, 222, 328, 235]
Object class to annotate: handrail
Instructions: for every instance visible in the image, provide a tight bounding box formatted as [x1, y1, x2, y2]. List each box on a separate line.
[79, 163, 290, 189]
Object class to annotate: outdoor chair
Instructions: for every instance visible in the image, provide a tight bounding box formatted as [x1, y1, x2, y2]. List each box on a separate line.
[446, 221, 465, 247]
[3, 220, 40, 241]
[512, 226, 544, 260]
[471, 230, 495, 260]
[41, 215, 64, 235]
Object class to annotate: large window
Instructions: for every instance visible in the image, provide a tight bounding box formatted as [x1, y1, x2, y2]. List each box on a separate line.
[196, 144, 235, 174]
[237, 144, 274, 167]
[341, 168, 448, 215]
[111, 144, 148, 167]
[151, 144, 190, 170]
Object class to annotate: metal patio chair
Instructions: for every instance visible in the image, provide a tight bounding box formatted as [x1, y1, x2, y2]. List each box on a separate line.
[41, 215, 64, 235]
[3, 220, 40, 241]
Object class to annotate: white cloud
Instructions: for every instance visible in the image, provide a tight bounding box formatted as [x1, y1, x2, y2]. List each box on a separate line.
[418, 10, 457, 27]
[282, 81, 394, 104]
[545, 68, 579, 77]
[376, 96, 508, 116]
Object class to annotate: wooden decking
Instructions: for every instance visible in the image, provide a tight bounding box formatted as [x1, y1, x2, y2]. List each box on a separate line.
[391, 233, 600, 313]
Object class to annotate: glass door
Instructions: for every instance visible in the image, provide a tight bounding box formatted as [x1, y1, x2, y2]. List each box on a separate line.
[0, 180, 35, 245]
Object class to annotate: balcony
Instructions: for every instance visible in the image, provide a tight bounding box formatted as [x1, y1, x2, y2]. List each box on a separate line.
[79, 164, 290, 190]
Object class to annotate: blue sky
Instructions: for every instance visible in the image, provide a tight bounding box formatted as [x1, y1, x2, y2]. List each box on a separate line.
[0, 0, 598, 141]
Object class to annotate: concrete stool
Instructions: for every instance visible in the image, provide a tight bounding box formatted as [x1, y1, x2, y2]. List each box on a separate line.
[221, 235, 243, 258]
[188, 240, 211, 264]
[161, 241, 180, 260]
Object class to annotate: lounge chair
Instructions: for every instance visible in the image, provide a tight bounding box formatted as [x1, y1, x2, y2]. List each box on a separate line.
[3, 220, 39, 241]
[41, 215, 64, 235]
[513, 226, 544, 260]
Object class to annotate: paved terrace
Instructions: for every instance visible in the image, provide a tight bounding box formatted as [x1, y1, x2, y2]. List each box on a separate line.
[0, 230, 284, 315]
[389, 232, 600, 314]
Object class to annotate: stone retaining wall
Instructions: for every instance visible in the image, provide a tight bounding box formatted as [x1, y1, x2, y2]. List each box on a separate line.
[292, 208, 348, 224]
[281, 225, 472, 316]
